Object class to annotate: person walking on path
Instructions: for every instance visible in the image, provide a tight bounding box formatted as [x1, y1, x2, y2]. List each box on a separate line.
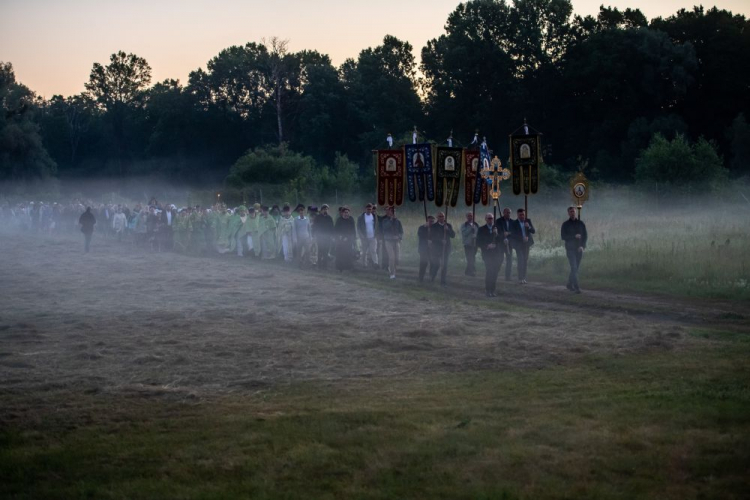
[381, 206, 403, 279]
[78, 207, 96, 253]
[561, 206, 587, 293]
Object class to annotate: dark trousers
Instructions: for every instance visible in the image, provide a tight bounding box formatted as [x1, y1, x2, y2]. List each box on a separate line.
[316, 237, 333, 268]
[419, 251, 439, 282]
[430, 247, 450, 284]
[379, 238, 389, 270]
[83, 232, 93, 253]
[483, 255, 502, 293]
[566, 248, 583, 290]
[515, 243, 529, 281]
[463, 245, 477, 276]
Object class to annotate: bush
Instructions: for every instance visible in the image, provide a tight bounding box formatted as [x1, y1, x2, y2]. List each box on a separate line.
[635, 133, 728, 192]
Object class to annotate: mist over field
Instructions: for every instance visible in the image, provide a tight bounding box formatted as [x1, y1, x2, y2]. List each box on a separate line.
[2, 1, 750, 497]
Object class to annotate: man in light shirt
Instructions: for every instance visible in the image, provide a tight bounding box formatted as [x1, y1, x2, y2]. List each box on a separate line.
[357, 203, 379, 269]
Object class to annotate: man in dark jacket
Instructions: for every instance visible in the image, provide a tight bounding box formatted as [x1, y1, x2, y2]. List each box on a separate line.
[509, 208, 535, 284]
[78, 207, 96, 253]
[417, 215, 436, 282]
[476, 213, 502, 297]
[496, 207, 514, 281]
[561, 206, 587, 293]
[314, 204, 335, 269]
[430, 212, 456, 285]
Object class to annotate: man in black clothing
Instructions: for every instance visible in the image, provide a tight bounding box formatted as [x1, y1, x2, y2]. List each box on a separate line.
[314, 204, 335, 269]
[476, 213, 503, 297]
[417, 215, 436, 282]
[496, 207, 514, 280]
[430, 212, 456, 285]
[509, 208, 535, 284]
[561, 206, 587, 293]
[78, 207, 96, 253]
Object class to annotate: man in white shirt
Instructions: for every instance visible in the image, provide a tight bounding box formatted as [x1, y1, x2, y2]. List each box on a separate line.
[356, 203, 379, 269]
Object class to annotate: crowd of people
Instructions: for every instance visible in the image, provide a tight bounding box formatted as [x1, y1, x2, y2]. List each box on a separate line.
[0, 199, 587, 295]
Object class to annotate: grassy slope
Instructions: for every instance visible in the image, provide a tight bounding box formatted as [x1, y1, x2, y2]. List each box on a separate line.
[2, 332, 748, 500]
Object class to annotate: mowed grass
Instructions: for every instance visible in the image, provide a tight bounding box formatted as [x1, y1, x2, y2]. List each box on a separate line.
[2, 334, 748, 500]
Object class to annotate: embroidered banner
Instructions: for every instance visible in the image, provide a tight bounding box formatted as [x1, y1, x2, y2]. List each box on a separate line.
[463, 150, 487, 206]
[404, 143, 435, 202]
[435, 147, 463, 208]
[376, 149, 405, 207]
[509, 134, 541, 195]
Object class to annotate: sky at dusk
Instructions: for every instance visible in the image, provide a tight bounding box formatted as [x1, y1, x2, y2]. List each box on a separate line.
[2, 0, 749, 98]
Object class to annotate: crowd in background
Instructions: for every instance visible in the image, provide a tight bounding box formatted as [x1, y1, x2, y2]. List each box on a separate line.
[0, 198, 586, 293]
[0, 199, 405, 276]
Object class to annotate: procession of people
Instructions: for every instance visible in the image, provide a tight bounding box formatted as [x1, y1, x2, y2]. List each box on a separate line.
[0, 198, 586, 295]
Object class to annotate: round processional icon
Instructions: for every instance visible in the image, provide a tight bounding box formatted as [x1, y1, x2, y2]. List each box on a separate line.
[573, 182, 586, 199]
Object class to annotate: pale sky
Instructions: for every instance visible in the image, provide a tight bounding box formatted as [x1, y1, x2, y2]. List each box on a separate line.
[1, 0, 748, 98]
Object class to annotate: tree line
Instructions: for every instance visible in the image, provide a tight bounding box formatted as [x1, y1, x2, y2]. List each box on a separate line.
[1, 1, 749, 196]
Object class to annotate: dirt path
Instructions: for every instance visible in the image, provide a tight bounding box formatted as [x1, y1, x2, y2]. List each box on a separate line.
[0, 230, 746, 402]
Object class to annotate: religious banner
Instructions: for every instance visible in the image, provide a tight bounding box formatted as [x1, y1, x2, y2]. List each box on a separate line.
[478, 142, 492, 205]
[435, 147, 463, 207]
[463, 150, 488, 206]
[509, 127, 542, 195]
[404, 143, 435, 202]
[376, 149, 405, 207]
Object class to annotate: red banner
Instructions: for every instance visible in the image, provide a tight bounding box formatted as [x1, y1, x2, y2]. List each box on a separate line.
[376, 149, 405, 207]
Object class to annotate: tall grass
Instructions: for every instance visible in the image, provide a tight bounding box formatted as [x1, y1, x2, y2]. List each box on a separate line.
[394, 185, 750, 299]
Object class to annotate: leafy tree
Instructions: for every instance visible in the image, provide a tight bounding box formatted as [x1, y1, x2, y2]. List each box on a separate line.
[635, 133, 727, 191]
[559, 28, 697, 180]
[421, 0, 518, 142]
[83, 51, 152, 170]
[0, 62, 56, 180]
[651, 8, 750, 151]
[226, 144, 315, 187]
[344, 35, 423, 158]
[85, 51, 151, 110]
[188, 43, 268, 120]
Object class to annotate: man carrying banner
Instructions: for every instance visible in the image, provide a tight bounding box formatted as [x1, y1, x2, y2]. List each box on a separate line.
[381, 206, 403, 279]
[510, 208, 535, 284]
[417, 215, 436, 282]
[497, 207, 514, 281]
[461, 211, 479, 276]
[431, 212, 455, 286]
[561, 206, 587, 293]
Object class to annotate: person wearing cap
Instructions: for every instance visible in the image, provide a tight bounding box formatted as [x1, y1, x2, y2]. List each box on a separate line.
[292, 205, 313, 267]
[334, 206, 357, 271]
[381, 205, 403, 279]
[357, 203, 379, 269]
[277, 205, 295, 262]
[258, 205, 277, 259]
[417, 215, 437, 282]
[314, 204, 335, 269]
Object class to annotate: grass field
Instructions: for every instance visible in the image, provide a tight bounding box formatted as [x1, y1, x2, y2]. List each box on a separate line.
[2, 332, 748, 499]
[1, 187, 749, 499]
